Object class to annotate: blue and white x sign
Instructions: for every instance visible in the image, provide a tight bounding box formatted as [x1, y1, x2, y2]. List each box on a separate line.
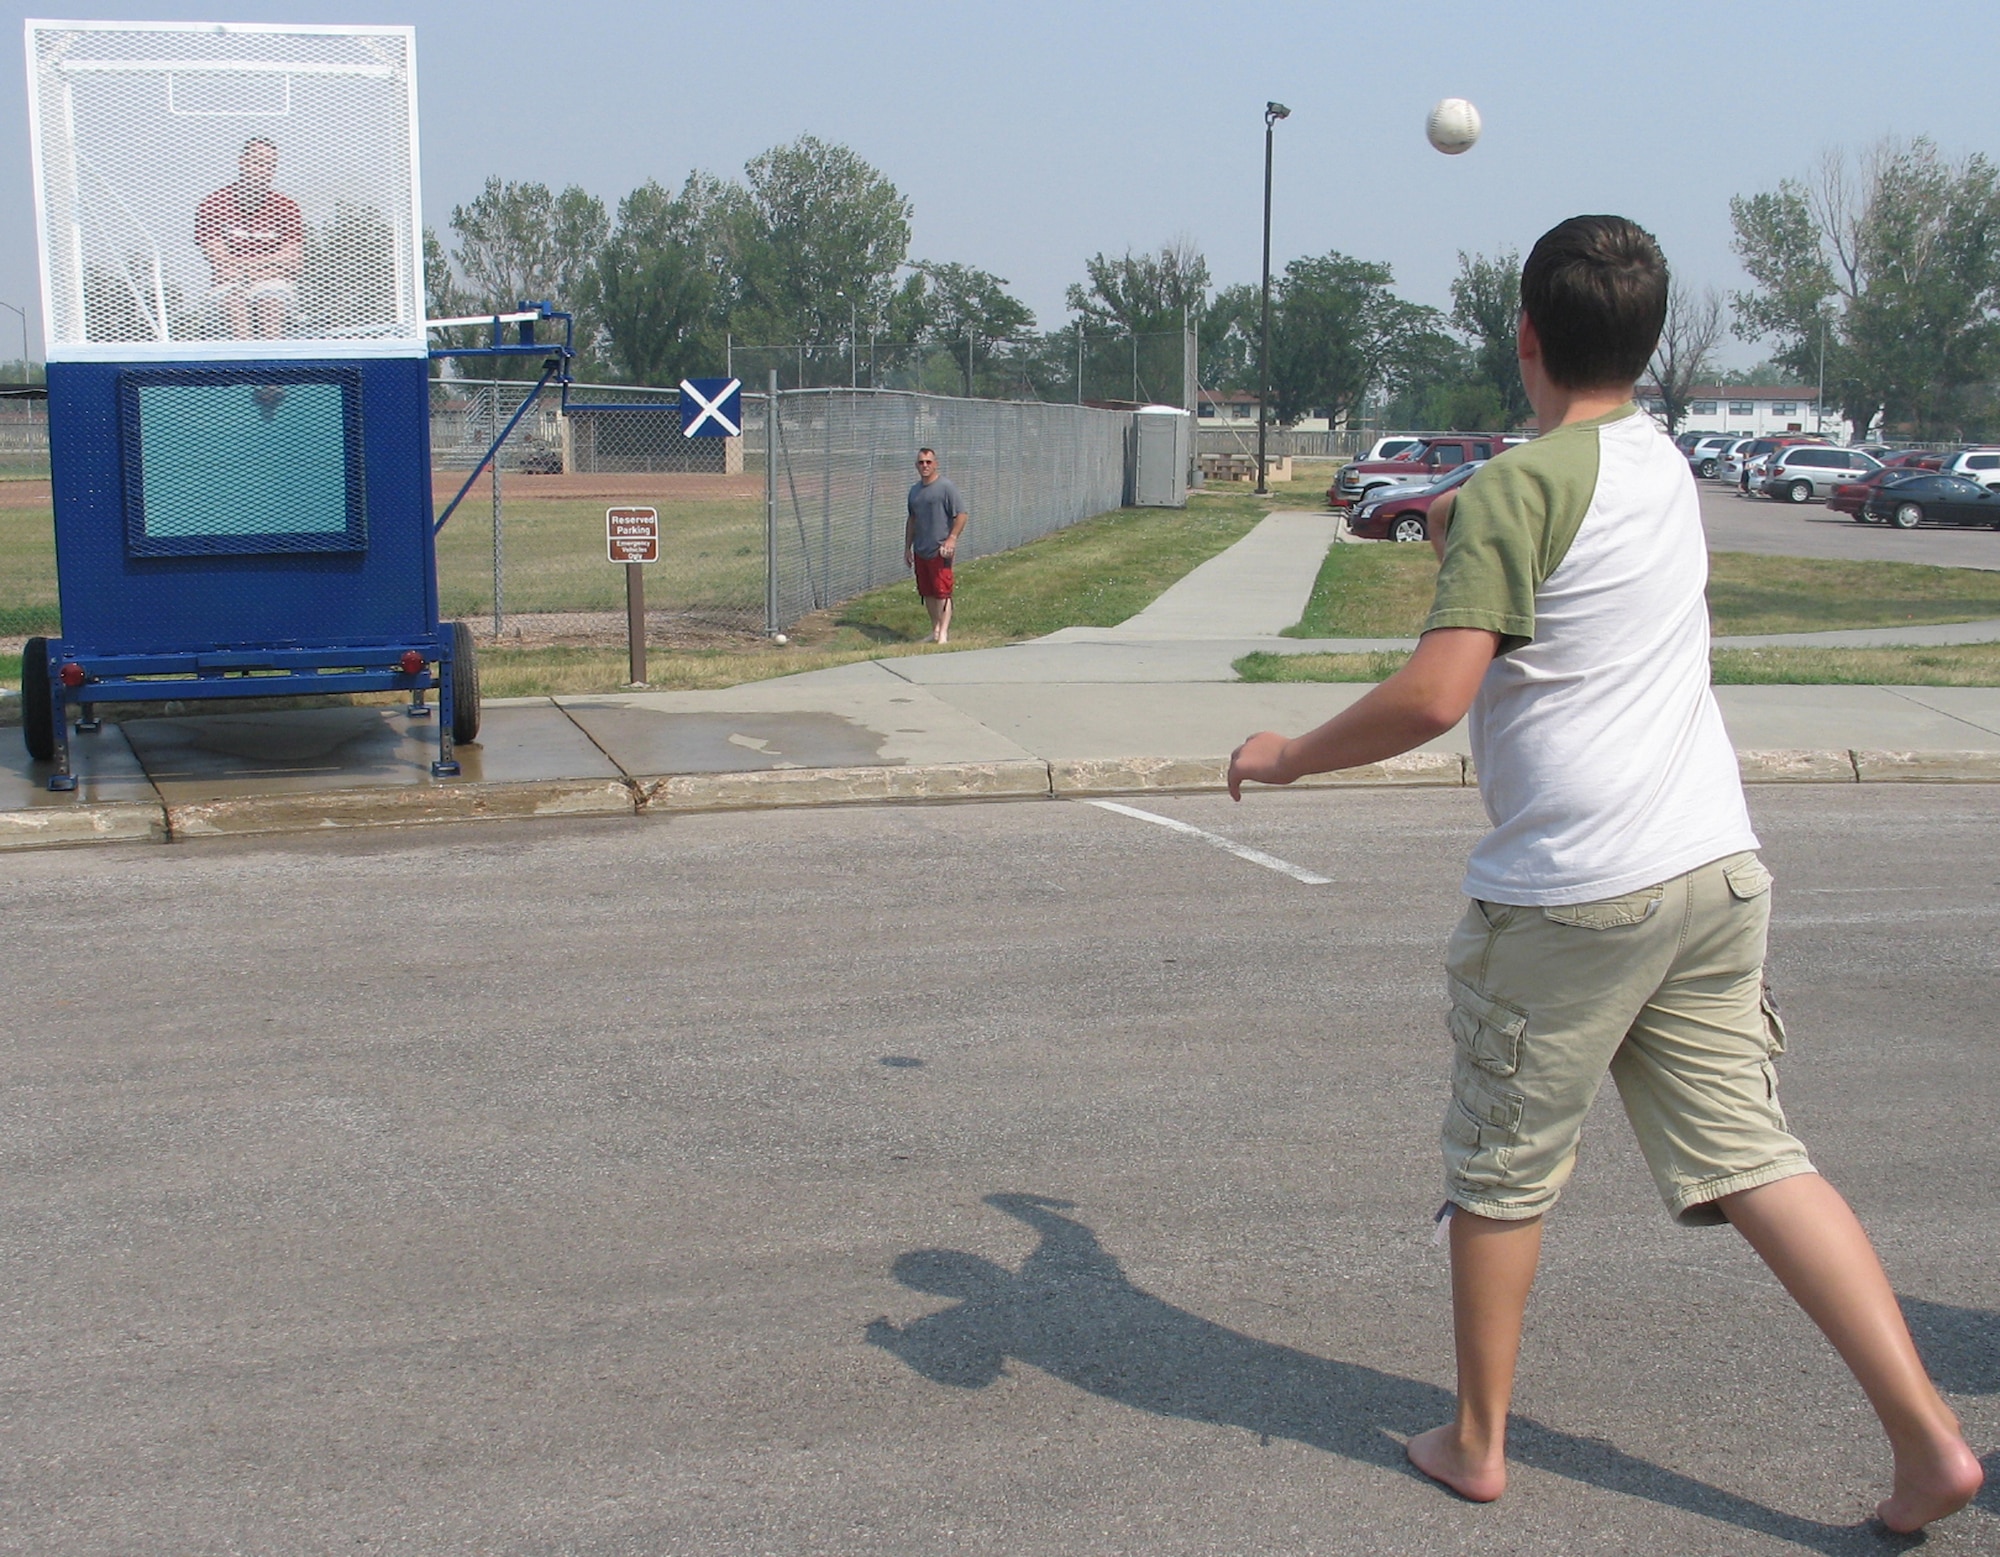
[680, 377, 742, 438]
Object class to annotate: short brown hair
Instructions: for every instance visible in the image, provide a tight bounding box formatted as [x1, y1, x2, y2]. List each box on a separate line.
[1520, 216, 1667, 389]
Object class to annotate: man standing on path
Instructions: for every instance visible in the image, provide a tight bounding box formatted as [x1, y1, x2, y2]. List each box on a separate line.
[906, 448, 969, 644]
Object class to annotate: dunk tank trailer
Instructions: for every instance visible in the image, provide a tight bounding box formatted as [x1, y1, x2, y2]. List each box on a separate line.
[20, 20, 564, 788]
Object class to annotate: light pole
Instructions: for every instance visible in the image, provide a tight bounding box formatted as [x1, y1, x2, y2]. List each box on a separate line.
[1815, 313, 1827, 436]
[1256, 101, 1289, 495]
[0, 301, 27, 383]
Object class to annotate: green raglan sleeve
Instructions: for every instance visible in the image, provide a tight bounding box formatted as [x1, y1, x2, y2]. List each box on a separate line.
[1423, 432, 1599, 654]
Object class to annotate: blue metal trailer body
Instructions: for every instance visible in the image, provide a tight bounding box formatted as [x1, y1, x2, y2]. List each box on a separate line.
[33, 353, 467, 788]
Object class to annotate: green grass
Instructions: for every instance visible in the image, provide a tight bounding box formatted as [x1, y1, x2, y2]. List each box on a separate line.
[1, 485, 1295, 697]
[1282, 542, 1441, 638]
[1236, 643, 2000, 687]
[830, 489, 1273, 644]
[437, 493, 765, 618]
[1705, 553, 2000, 633]
[1283, 542, 2000, 642]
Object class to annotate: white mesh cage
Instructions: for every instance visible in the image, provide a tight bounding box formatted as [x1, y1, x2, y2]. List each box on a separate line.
[25, 20, 424, 361]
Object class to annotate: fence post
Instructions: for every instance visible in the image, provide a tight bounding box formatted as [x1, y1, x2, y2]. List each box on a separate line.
[764, 371, 779, 637]
[821, 393, 833, 606]
[491, 374, 504, 637]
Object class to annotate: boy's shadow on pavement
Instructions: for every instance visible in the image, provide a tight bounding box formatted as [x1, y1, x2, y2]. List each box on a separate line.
[867, 1193, 1954, 1554]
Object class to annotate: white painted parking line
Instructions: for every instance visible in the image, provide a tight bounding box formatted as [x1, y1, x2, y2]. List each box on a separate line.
[1083, 799, 1332, 885]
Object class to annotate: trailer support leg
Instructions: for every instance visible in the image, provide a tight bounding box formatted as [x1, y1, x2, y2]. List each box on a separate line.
[46, 671, 75, 792]
[432, 645, 460, 777]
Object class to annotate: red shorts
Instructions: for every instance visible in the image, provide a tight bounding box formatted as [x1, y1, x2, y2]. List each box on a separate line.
[914, 554, 954, 599]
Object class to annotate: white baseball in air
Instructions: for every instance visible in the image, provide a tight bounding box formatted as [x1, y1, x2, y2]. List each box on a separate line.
[1426, 98, 1482, 155]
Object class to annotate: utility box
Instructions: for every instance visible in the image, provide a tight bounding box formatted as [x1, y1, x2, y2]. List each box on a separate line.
[1132, 405, 1190, 507]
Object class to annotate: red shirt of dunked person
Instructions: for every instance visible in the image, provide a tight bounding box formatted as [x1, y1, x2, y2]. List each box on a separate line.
[195, 137, 304, 341]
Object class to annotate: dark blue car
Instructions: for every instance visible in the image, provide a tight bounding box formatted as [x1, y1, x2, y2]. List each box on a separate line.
[1862, 473, 2000, 530]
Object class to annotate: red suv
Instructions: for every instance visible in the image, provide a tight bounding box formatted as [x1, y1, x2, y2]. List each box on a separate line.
[1330, 433, 1511, 508]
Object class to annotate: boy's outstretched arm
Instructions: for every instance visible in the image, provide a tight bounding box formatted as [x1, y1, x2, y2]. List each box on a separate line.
[1227, 627, 1499, 800]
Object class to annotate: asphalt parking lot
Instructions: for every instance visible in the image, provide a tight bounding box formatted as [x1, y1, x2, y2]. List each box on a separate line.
[1698, 481, 2000, 570]
[4, 788, 1996, 1556]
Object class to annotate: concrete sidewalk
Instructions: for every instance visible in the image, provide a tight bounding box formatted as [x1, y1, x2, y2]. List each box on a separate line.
[5, 511, 2000, 849]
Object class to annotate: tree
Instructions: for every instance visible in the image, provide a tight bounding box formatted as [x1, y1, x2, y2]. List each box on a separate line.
[449, 177, 609, 316]
[1267, 252, 1442, 427]
[1647, 281, 1727, 436]
[1065, 240, 1209, 335]
[591, 174, 734, 385]
[1731, 138, 2000, 438]
[1449, 249, 1529, 428]
[731, 135, 910, 340]
[1198, 282, 1259, 394]
[881, 261, 1036, 395]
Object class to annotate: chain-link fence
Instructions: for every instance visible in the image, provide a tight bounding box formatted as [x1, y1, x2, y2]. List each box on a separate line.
[728, 328, 1194, 407]
[0, 397, 50, 480]
[1195, 425, 1372, 460]
[765, 389, 1132, 630]
[427, 380, 1142, 641]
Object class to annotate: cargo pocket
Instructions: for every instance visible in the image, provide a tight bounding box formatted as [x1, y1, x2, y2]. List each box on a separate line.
[1724, 855, 1774, 902]
[1759, 984, 1787, 1056]
[1444, 1052, 1526, 1191]
[1542, 885, 1665, 930]
[1447, 975, 1528, 1076]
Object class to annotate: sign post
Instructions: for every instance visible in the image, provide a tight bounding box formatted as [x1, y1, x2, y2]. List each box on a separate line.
[606, 507, 660, 686]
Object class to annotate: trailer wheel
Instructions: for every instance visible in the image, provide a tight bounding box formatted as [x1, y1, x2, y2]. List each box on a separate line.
[450, 621, 481, 744]
[20, 637, 54, 762]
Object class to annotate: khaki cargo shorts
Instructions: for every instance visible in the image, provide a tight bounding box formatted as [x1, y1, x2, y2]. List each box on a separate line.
[1442, 851, 1814, 1226]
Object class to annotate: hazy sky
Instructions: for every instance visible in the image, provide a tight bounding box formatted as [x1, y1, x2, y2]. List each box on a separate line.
[5, 0, 1997, 369]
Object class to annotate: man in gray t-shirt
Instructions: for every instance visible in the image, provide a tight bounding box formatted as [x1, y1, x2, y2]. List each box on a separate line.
[905, 448, 970, 643]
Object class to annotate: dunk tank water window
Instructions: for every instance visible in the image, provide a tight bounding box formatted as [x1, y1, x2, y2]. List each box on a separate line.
[20, 20, 570, 787]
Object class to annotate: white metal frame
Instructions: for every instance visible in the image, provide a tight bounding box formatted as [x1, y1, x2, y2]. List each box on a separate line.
[24, 18, 426, 362]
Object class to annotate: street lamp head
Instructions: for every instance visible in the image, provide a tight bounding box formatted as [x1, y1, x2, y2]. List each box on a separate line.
[1266, 102, 1291, 124]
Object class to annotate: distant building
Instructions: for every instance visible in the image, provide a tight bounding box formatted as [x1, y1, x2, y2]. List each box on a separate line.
[1638, 384, 1858, 442]
[1196, 388, 1333, 431]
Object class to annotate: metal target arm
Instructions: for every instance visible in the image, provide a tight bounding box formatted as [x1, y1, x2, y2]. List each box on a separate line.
[426, 303, 573, 534]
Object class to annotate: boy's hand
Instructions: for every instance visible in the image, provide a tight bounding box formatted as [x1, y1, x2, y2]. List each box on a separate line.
[1227, 731, 1292, 800]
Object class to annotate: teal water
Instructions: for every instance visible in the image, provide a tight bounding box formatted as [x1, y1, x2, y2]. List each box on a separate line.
[137, 382, 352, 539]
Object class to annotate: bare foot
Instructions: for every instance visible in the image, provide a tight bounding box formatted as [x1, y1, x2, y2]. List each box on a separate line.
[1407, 1424, 1507, 1503]
[1877, 1435, 1984, 1533]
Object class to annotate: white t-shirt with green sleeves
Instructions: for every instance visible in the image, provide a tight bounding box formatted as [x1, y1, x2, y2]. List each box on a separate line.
[1425, 403, 1757, 906]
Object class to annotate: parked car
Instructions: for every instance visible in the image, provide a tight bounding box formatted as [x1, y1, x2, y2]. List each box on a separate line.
[1686, 435, 1735, 479]
[1827, 467, 1902, 522]
[1347, 460, 1486, 542]
[1938, 449, 2000, 490]
[1330, 433, 1510, 507]
[1862, 473, 2000, 530]
[1756, 445, 1882, 503]
[1355, 433, 1426, 464]
[1710, 437, 1759, 482]
[1729, 435, 1825, 493]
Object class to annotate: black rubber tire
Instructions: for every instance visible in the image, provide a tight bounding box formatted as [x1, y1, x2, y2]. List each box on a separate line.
[1699, 459, 1718, 478]
[1391, 516, 1428, 543]
[450, 620, 481, 745]
[1892, 503, 1923, 530]
[20, 636, 54, 762]
[1786, 480, 1813, 504]
[1851, 511, 1870, 524]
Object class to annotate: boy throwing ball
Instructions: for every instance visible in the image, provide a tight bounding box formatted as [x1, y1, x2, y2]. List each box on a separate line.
[1227, 215, 1981, 1533]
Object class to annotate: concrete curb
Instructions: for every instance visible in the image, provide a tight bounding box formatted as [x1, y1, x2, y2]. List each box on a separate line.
[639, 760, 1053, 813]
[1853, 749, 2000, 782]
[1737, 749, 1858, 783]
[0, 800, 168, 850]
[164, 777, 638, 840]
[1049, 751, 1466, 795]
[5, 749, 2000, 851]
